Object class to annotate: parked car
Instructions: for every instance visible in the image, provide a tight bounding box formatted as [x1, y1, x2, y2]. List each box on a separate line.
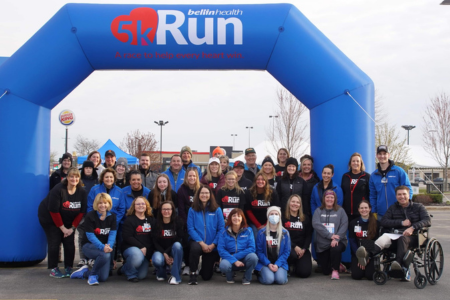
[433, 177, 444, 183]
[414, 177, 426, 183]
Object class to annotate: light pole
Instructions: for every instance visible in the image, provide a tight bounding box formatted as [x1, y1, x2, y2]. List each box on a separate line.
[401, 125, 416, 145]
[231, 134, 237, 149]
[245, 127, 253, 147]
[154, 120, 169, 166]
[269, 115, 278, 138]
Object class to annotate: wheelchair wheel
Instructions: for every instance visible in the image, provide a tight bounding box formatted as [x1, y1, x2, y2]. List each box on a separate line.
[414, 274, 427, 289]
[373, 271, 388, 285]
[424, 238, 444, 285]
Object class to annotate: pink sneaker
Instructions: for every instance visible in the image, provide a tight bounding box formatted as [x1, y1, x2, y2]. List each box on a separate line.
[331, 270, 340, 280]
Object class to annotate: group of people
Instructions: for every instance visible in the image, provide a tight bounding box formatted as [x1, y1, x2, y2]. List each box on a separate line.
[38, 144, 430, 286]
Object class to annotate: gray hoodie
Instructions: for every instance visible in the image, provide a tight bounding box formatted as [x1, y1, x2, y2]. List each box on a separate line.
[312, 207, 348, 253]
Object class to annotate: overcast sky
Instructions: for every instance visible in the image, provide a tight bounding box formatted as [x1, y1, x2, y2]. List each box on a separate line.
[1, 0, 449, 158]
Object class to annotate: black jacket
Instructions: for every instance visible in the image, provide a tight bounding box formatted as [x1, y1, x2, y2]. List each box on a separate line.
[276, 176, 305, 214]
[341, 171, 370, 218]
[300, 171, 319, 217]
[49, 169, 67, 191]
[381, 201, 431, 231]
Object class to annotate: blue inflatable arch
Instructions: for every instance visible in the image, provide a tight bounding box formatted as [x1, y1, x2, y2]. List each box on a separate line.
[0, 3, 374, 264]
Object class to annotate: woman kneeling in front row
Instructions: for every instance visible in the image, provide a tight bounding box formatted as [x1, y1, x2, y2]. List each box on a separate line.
[71, 193, 116, 285]
[218, 208, 258, 285]
[255, 206, 291, 285]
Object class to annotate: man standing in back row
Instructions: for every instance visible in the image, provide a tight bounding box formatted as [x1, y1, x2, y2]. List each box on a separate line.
[369, 145, 413, 218]
[180, 146, 202, 178]
[243, 148, 260, 182]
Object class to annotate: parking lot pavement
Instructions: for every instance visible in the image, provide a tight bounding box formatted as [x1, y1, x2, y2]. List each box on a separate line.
[1, 211, 449, 300]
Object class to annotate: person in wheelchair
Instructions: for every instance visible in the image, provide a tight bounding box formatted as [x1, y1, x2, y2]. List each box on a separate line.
[356, 186, 431, 281]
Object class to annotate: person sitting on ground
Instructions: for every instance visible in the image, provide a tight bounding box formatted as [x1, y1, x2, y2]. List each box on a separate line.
[356, 186, 430, 282]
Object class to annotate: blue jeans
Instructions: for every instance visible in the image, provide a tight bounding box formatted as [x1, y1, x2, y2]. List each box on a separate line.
[151, 242, 183, 282]
[219, 253, 258, 281]
[258, 266, 288, 285]
[122, 247, 149, 280]
[82, 243, 111, 282]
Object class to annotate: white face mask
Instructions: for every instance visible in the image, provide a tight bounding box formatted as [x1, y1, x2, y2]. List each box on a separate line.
[268, 215, 279, 225]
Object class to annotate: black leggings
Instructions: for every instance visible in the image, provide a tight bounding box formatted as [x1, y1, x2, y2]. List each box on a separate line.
[316, 242, 346, 275]
[351, 256, 375, 280]
[189, 241, 219, 281]
[288, 248, 312, 278]
[41, 223, 75, 269]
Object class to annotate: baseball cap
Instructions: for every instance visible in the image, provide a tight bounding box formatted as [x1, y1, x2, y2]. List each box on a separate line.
[377, 145, 389, 154]
[245, 148, 256, 155]
[233, 160, 245, 169]
[105, 150, 116, 157]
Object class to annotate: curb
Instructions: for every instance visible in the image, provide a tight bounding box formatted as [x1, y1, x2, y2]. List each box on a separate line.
[425, 206, 450, 211]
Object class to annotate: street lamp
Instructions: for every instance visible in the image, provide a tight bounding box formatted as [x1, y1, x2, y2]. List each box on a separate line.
[401, 125, 416, 145]
[245, 127, 253, 148]
[154, 120, 169, 167]
[231, 134, 237, 149]
[269, 115, 279, 138]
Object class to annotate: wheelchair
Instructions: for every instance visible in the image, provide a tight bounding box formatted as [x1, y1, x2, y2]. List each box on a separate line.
[372, 224, 444, 289]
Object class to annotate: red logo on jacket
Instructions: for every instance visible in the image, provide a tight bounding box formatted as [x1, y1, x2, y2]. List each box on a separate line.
[94, 228, 101, 235]
[63, 201, 70, 208]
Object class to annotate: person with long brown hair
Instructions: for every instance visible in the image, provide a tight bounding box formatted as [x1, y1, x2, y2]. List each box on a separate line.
[200, 157, 225, 194]
[245, 172, 280, 241]
[348, 200, 379, 280]
[218, 208, 257, 284]
[282, 194, 312, 278]
[152, 201, 186, 284]
[87, 150, 104, 176]
[187, 185, 225, 285]
[118, 196, 154, 282]
[216, 171, 246, 222]
[312, 190, 348, 280]
[261, 155, 277, 189]
[147, 173, 178, 217]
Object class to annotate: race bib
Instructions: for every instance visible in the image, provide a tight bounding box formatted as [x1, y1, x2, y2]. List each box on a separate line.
[223, 208, 233, 219]
[354, 226, 361, 233]
[323, 223, 335, 234]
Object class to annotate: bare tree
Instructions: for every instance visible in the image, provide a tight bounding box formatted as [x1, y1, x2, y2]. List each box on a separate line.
[423, 93, 450, 191]
[120, 130, 159, 168]
[74, 135, 100, 156]
[50, 150, 58, 162]
[375, 91, 413, 170]
[266, 87, 308, 159]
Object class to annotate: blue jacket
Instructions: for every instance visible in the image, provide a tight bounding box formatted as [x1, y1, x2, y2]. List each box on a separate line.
[310, 180, 344, 216]
[121, 185, 151, 212]
[183, 161, 202, 179]
[369, 161, 412, 217]
[87, 183, 126, 225]
[255, 227, 291, 271]
[218, 226, 255, 264]
[163, 168, 186, 192]
[187, 205, 225, 247]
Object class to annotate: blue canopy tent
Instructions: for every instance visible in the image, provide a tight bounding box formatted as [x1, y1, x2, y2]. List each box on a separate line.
[77, 139, 138, 165]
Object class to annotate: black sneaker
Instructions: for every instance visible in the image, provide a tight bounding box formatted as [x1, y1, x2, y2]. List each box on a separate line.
[188, 273, 198, 285]
[128, 277, 139, 283]
[117, 266, 123, 276]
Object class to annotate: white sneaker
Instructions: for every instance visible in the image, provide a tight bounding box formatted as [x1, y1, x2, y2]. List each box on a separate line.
[182, 266, 190, 276]
[156, 276, 165, 281]
[87, 259, 95, 267]
[168, 276, 180, 285]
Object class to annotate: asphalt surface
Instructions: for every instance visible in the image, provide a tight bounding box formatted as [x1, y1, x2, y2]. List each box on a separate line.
[1, 210, 449, 300]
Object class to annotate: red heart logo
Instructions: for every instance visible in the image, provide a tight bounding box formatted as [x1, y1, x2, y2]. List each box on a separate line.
[94, 228, 101, 235]
[251, 200, 258, 206]
[222, 196, 229, 203]
[209, 183, 214, 189]
[136, 225, 143, 232]
[277, 171, 282, 176]
[63, 201, 70, 208]
[285, 221, 291, 228]
[111, 7, 158, 46]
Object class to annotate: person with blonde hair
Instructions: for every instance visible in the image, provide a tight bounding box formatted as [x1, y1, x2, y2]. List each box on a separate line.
[200, 157, 225, 194]
[70, 193, 117, 285]
[219, 155, 230, 175]
[282, 194, 312, 278]
[341, 152, 371, 222]
[255, 206, 291, 285]
[275, 148, 290, 178]
[38, 167, 87, 278]
[216, 171, 246, 222]
[118, 196, 154, 282]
